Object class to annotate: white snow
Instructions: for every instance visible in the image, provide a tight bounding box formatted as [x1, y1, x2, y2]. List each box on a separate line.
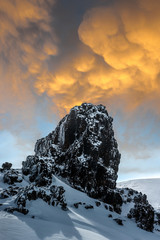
[78, 154, 86, 163]
[1, 175, 160, 240]
[117, 178, 160, 211]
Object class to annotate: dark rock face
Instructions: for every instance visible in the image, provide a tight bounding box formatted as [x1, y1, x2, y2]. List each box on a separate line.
[128, 203, 154, 232]
[15, 184, 67, 212]
[114, 218, 123, 226]
[155, 212, 160, 225]
[4, 207, 29, 215]
[0, 186, 19, 199]
[118, 188, 155, 232]
[0, 103, 157, 233]
[22, 156, 53, 186]
[3, 169, 22, 185]
[22, 103, 121, 202]
[2, 162, 12, 171]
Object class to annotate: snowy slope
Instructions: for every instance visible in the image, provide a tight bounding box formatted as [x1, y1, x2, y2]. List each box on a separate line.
[117, 178, 160, 211]
[1, 174, 160, 240]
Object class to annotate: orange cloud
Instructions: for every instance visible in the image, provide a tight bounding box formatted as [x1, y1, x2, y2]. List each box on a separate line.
[0, 0, 159, 177]
[32, 0, 160, 117]
[0, 0, 57, 130]
[77, 0, 160, 109]
[1, 0, 160, 131]
[74, 51, 95, 72]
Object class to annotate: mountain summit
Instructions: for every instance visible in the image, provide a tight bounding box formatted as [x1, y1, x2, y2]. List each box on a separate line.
[23, 103, 121, 201]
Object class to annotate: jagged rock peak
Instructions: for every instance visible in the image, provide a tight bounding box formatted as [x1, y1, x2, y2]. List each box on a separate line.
[56, 103, 111, 149]
[22, 103, 121, 201]
[35, 103, 117, 156]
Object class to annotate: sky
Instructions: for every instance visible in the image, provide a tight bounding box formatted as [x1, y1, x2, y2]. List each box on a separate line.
[0, 0, 160, 181]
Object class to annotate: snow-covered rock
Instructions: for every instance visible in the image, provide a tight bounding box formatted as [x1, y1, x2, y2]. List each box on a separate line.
[117, 178, 160, 211]
[118, 179, 160, 232]
[3, 169, 22, 185]
[0, 170, 160, 240]
[118, 187, 154, 232]
[23, 103, 121, 203]
[0, 103, 158, 237]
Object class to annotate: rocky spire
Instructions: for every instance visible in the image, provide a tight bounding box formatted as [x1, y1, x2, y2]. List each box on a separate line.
[22, 103, 121, 200]
[1, 103, 155, 232]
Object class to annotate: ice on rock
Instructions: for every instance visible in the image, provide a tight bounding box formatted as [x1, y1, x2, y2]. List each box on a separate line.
[58, 117, 67, 146]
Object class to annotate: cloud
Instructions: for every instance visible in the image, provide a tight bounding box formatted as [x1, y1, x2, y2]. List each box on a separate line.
[0, 130, 33, 168]
[31, 0, 160, 120]
[0, 0, 57, 131]
[2, 0, 160, 121]
[78, 0, 160, 112]
[0, 0, 160, 177]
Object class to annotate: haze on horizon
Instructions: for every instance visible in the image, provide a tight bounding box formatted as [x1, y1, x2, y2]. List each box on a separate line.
[0, 0, 160, 181]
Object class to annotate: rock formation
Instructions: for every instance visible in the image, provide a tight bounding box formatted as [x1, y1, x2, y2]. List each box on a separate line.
[0, 103, 156, 232]
[22, 103, 121, 203]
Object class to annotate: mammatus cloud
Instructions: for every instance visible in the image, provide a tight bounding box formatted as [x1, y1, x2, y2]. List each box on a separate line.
[78, 0, 160, 113]
[1, 0, 160, 119]
[0, 0, 57, 131]
[0, 0, 160, 176]
[32, 0, 160, 118]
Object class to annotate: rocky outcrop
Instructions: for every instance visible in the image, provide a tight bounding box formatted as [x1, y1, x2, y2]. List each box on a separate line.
[15, 184, 67, 212]
[0, 103, 156, 233]
[0, 186, 19, 199]
[128, 202, 154, 232]
[2, 162, 12, 171]
[3, 169, 22, 185]
[118, 188, 155, 232]
[22, 156, 53, 186]
[22, 103, 121, 203]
